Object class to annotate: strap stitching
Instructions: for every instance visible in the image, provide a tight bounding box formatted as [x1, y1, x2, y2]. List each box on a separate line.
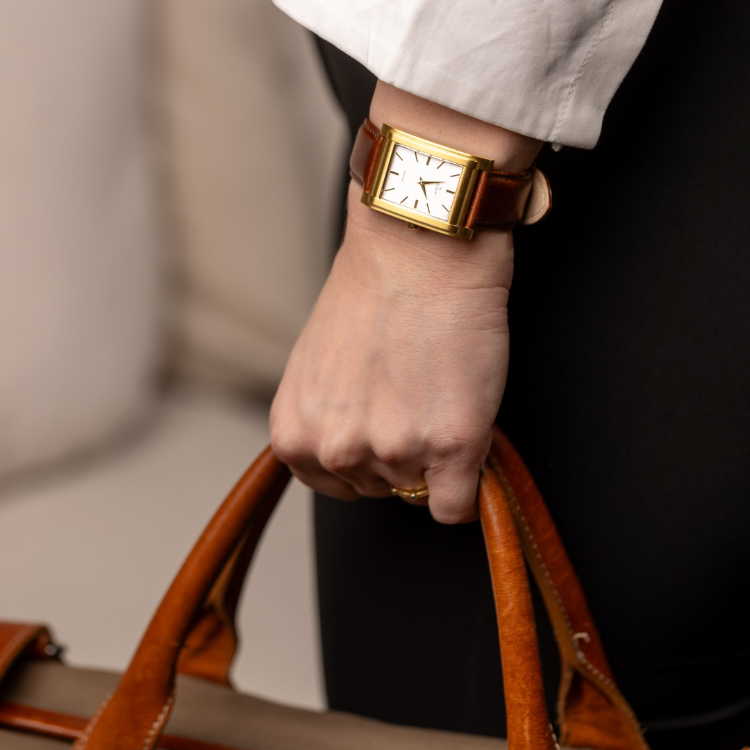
[493, 461, 647, 745]
[551, 1, 617, 143]
[73, 692, 112, 749]
[142, 696, 174, 750]
[362, 119, 379, 139]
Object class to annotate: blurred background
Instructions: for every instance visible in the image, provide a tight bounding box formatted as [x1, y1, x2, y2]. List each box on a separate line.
[0, 0, 346, 710]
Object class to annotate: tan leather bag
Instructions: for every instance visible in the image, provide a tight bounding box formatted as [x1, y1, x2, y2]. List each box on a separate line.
[0, 429, 654, 750]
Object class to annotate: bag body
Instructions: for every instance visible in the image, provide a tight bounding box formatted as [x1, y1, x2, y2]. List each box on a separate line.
[0, 430, 655, 749]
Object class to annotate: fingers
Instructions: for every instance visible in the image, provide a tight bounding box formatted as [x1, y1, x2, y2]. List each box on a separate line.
[423, 462, 481, 524]
[270, 421, 395, 500]
[271, 399, 489, 521]
[290, 466, 360, 501]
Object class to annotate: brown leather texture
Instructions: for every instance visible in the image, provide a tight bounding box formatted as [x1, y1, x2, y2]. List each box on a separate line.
[175, 430, 646, 750]
[463, 169, 532, 230]
[72, 448, 291, 750]
[176, 485, 279, 686]
[0, 624, 56, 685]
[489, 430, 649, 750]
[349, 118, 550, 231]
[479, 464, 557, 750]
[348, 117, 383, 193]
[0, 431, 648, 750]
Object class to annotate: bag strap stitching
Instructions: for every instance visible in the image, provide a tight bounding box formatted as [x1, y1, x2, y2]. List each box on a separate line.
[492, 459, 648, 745]
[142, 696, 174, 750]
[73, 693, 112, 750]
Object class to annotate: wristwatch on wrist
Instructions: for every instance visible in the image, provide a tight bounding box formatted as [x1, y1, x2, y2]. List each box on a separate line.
[350, 118, 551, 240]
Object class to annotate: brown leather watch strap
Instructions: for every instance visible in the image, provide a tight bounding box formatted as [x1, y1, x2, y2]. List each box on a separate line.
[349, 118, 551, 232]
[349, 117, 383, 194]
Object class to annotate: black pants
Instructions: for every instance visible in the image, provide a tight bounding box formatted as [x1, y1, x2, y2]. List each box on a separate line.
[312, 3, 750, 748]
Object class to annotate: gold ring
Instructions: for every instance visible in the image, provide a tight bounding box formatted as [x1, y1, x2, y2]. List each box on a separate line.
[390, 485, 429, 502]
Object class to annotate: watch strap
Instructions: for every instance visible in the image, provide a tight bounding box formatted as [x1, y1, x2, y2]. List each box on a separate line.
[349, 117, 383, 193]
[349, 118, 551, 231]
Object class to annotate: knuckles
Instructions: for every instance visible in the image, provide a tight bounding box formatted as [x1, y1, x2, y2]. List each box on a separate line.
[317, 436, 369, 475]
[370, 431, 422, 468]
[270, 428, 309, 467]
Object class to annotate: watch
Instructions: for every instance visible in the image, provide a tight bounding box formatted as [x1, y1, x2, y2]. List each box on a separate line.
[350, 118, 551, 240]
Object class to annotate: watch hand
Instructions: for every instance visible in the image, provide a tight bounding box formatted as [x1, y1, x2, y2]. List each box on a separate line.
[418, 179, 428, 199]
[419, 180, 446, 185]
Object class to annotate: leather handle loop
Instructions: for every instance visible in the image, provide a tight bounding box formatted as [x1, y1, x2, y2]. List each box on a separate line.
[175, 491, 279, 686]
[479, 460, 557, 750]
[73, 448, 292, 750]
[74, 432, 647, 750]
[488, 429, 648, 749]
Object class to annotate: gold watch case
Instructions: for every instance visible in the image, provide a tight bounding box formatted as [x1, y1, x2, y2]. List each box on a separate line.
[360, 123, 494, 240]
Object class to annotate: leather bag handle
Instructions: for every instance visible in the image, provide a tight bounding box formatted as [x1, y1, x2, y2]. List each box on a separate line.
[179, 429, 648, 749]
[74, 431, 647, 750]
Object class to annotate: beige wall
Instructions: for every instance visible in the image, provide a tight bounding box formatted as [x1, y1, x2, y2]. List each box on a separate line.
[159, 0, 346, 396]
[0, 0, 161, 480]
[0, 0, 345, 476]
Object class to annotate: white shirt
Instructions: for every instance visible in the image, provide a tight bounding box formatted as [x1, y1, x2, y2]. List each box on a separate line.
[272, 0, 662, 149]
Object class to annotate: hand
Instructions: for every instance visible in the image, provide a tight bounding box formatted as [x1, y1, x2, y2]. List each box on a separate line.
[270, 81, 541, 523]
[270, 182, 513, 523]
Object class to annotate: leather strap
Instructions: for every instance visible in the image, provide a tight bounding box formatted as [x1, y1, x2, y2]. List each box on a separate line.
[489, 431, 648, 750]
[0, 432, 648, 750]
[0, 623, 57, 685]
[175, 431, 647, 749]
[349, 118, 551, 231]
[479, 461, 557, 750]
[72, 435, 647, 750]
[71, 449, 292, 750]
[349, 118, 383, 195]
[175, 490, 278, 686]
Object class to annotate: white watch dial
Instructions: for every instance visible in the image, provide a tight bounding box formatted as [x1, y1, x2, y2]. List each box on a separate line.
[379, 144, 463, 221]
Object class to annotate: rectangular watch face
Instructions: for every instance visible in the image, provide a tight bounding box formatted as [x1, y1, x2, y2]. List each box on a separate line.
[378, 144, 464, 222]
[362, 124, 494, 238]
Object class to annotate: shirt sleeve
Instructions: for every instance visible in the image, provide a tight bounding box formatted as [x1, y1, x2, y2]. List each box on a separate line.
[272, 0, 662, 149]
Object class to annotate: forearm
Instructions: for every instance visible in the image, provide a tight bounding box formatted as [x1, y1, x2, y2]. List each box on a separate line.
[273, 83, 540, 522]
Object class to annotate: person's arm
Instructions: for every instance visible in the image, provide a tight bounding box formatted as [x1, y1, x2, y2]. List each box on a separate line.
[270, 82, 541, 523]
[270, 0, 662, 521]
[274, 0, 663, 149]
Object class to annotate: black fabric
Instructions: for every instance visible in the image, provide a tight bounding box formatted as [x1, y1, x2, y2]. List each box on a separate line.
[312, 2, 750, 749]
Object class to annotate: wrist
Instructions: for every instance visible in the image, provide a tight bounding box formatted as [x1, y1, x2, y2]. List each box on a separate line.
[343, 181, 514, 295]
